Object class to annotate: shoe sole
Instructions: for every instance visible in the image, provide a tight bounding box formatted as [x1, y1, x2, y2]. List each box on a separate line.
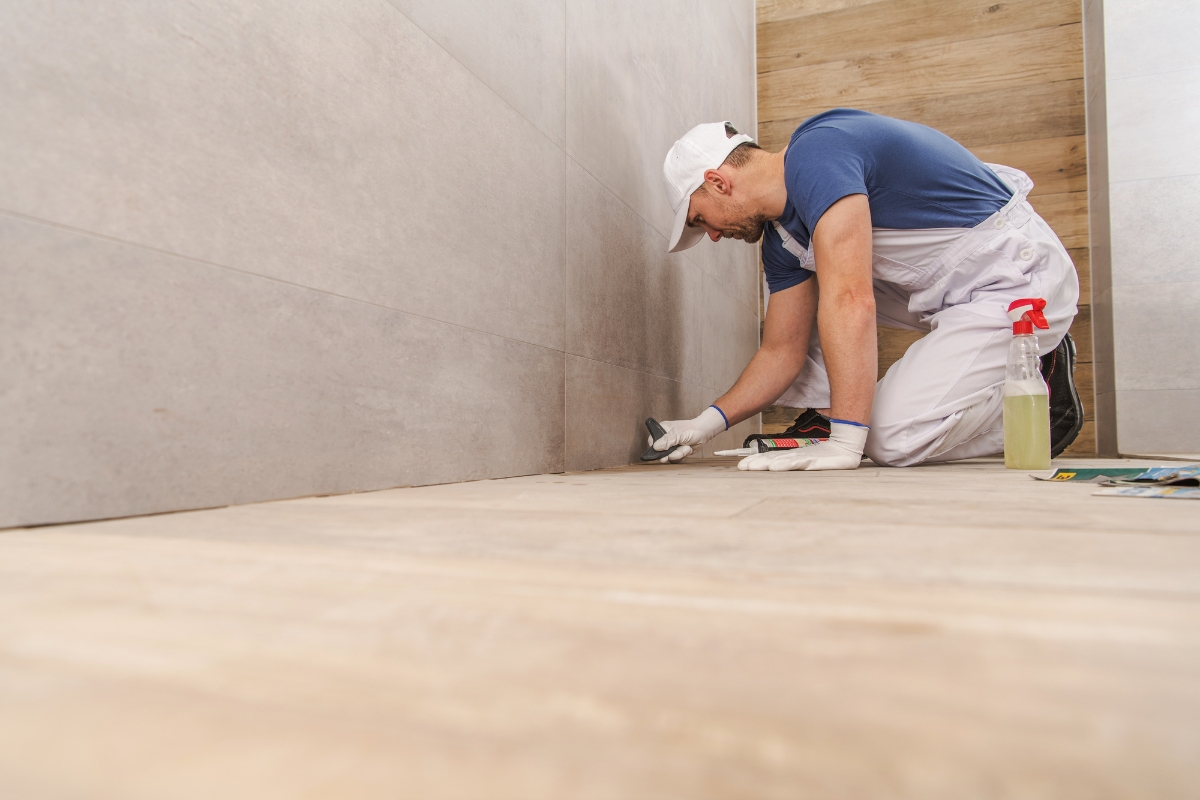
[1050, 333, 1085, 458]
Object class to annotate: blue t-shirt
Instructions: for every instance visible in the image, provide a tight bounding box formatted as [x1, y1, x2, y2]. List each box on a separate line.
[762, 109, 1013, 294]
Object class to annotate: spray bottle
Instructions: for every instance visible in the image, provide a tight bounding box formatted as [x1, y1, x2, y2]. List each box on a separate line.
[1003, 298, 1051, 470]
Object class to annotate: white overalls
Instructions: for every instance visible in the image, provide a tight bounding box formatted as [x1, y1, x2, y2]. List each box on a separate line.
[766, 164, 1079, 467]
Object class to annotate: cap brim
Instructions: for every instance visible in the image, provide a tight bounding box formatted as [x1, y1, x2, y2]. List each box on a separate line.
[667, 201, 705, 253]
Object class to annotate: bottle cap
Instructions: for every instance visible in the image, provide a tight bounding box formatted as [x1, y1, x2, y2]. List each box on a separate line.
[1007, 298, 1049, 335]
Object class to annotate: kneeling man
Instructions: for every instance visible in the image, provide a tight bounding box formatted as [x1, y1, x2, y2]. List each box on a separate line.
[650, 109, 1083, 470]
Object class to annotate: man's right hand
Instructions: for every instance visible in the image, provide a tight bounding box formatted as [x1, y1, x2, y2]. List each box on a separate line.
[649, 406, 728, 463]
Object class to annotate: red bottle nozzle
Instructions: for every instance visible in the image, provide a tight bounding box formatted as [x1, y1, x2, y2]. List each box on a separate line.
[1007, 298, 1049, 335]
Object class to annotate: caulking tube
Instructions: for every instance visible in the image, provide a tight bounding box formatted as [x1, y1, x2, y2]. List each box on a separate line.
[714, 437, 824, 457]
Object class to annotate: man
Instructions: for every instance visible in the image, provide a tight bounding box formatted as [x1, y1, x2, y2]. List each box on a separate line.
[649, 109, 1083, 470]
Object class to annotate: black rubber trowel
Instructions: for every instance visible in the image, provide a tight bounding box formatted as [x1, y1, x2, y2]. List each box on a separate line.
[640, 418, 682, 462]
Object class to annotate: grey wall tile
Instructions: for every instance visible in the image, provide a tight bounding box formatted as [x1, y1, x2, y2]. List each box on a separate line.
[1095, 390, 1118, 456]
[684, 237, 762, 318]
[1110, 175, 1200, 287]
[564, 356, 706, 471]
[1106, 67, 1200, 183]
[565, 0, 756, 243]
[1092, 288, 1115, 386]
[1115, 389, 1200, 455]
[566, 161, 704, 384]
[1083, 0, 1108, 105]
[1111, 282, 1200, 391]
[382, 0, 565, 145]
[0, 0, 566, 350]
[563, 354, 756, 469]
[0, 216, 563, 528]
[702, 272, 760, 392]
[1103, 0, 1200, 80]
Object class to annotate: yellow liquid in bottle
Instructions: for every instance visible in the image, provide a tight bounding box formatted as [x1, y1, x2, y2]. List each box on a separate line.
[1003, 393, 1051, 470]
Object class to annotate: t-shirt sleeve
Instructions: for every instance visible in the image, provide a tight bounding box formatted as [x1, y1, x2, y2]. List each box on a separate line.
[761, 223, 814, 295]
[787, 125, 871, 232]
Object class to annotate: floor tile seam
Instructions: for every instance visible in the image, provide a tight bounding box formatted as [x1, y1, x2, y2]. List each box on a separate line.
[9, 535, 1200, 610]
[377, 0, 566, 148]
[58, 504, 1200, 539]
[1106, 64, 1200, 85]
[756, 21, 1084, 79]
[61, 543, 1197, 633]
[0, 207, 568, 358]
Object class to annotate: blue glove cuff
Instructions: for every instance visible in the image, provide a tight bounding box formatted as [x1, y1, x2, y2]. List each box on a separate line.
[710, 404, 729, 431]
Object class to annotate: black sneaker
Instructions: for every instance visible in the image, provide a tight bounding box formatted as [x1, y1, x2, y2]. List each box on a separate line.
[743, 407, 831, 448]
[1042, 332, 1084, 458]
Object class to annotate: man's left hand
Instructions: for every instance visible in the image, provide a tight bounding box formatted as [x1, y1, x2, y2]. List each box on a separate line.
[739, 420, 867, 471]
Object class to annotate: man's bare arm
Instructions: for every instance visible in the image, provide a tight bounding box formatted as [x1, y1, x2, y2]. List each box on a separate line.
[712, 276, 817, 425]
[811, 193, 876, 425]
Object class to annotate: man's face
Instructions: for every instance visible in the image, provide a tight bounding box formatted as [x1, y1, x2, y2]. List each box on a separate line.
[686, 184, 767, 244]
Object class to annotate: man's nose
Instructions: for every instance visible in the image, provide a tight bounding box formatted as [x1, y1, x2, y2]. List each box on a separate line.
[706, 227, 721, 242]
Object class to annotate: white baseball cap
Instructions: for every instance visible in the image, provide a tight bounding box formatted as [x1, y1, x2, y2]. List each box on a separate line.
[662, 121, 754, 252]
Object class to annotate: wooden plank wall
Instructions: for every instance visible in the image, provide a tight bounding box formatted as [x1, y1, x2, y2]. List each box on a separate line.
[756, 0, 1095, 455]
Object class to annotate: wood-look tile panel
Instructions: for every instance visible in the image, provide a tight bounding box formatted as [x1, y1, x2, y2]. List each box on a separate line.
[1033, 191, 1090, 250]
[757, 0, 1093, 452]
[759, 25, 1084, 124]
[756, 80, 1087, 151]
[1068, 247, 1090, 301]
[970, 136, 1088, 197]
[757, 0, 887, 25]
[758, 81, 1086, 151]
[759, 0, 1080, 73]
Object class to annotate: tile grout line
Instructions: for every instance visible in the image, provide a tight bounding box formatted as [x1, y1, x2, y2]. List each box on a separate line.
[1, 206, 728, 396]
[0, 206, 574, 355]
[1109, 170, 1200, 186]
[1105, 64, 1200, 84]
[376, 0, 565, 150]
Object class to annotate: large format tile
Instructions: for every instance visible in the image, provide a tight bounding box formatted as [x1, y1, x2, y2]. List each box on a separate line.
[565, 0, 756, 243]
[683, 234, 762, 317]
[564, 356, 706, 471]
[1115, 389, 1200, 455]
[702, 271, 760, 392]
[1110, 174, 1200, 287]
[0, 215, 563, 528]
[1106, 67, 1200, 183]
[1103, 0, 1200, 80]
[1111, 282, 1200, 392]
[566, 162, 704, 384]
[0, 0, 565, 350]
[382, 0, 565, 145]
[1, 457, 1197, 798]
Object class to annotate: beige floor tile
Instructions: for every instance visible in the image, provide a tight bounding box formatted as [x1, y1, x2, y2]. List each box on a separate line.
[1, 457, 1197, 799]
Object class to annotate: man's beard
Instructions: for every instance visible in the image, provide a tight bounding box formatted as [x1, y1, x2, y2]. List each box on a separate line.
[723, 214, 767, 243]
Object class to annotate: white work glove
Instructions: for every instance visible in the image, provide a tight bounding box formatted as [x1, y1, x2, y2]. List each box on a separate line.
[649, 406, 728, 463]
[738, 420, 868, 472]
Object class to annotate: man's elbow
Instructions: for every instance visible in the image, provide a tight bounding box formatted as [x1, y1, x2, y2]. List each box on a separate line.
[825, 288, 876, 317]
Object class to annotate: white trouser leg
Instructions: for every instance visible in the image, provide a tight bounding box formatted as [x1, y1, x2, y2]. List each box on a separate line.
[766, 208, 1078, 466]
[865, 213, 1079, 466]
[769, 279, 927, 411]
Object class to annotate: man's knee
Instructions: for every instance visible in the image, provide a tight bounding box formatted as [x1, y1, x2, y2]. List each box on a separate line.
[863, 419, 919, 467]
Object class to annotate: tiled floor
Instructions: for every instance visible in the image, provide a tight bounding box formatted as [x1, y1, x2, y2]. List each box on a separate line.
[2, 458, 1198, 799]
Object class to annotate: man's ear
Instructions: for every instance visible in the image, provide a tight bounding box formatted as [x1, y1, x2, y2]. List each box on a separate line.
[703, 168, 732, 197]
